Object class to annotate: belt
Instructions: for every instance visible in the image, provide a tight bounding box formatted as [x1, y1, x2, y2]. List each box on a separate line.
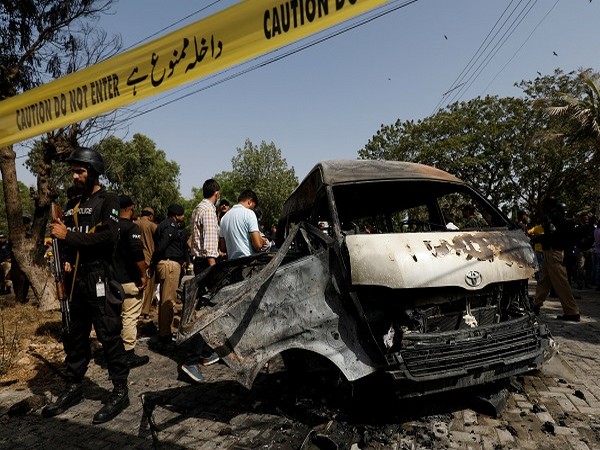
[160, 258, 184, 264]
[79, 261, 105, 271]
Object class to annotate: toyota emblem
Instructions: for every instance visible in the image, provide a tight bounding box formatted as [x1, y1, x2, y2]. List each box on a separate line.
[465, 270, 483, 287]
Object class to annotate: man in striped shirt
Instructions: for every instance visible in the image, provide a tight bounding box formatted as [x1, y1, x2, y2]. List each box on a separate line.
[181, 179, 221, 383]
[190, 179, 221, 273]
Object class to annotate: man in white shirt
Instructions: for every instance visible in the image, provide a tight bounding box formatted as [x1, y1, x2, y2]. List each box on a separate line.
[219, 190, 268, 259]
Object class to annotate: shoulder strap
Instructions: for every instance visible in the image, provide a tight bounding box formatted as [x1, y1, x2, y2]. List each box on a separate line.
[70, 201, 81, 301]
[69, 199, 103, 299]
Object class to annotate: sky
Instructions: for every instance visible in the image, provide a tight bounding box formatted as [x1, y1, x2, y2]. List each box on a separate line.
[13, 0, 600, 200]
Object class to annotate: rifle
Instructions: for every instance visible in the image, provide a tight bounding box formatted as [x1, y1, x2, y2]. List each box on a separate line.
[50, 203, 71, 335]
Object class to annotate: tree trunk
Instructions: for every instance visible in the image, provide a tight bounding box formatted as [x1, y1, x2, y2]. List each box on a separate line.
[0, 145, 57, 311]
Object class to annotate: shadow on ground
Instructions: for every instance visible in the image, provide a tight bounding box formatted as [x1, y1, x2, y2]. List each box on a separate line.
[141, 364, 517, 449]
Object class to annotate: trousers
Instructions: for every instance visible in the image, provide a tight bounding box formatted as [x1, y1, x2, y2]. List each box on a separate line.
[156, 259, 181, 337]
[534, 249, 579, 315]
[120, 282, 143, 351]
[63, 266, 129, 384]
[141, 272, 156, 315]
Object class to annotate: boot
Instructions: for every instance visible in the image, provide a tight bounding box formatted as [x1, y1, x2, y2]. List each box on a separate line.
[92, 383, 130, 424]
[42, 383, 84, 418]
[126, 349, 149, 369]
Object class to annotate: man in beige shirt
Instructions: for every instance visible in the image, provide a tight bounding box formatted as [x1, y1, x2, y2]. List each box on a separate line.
[136, 207, 157, 317]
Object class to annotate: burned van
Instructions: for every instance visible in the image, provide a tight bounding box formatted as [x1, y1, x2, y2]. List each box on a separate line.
[178, 160, 554, 397]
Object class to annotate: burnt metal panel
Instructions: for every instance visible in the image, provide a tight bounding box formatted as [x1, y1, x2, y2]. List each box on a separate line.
[386, 322, 554, 398]
[346, 230, 536, 289]
[396, 317, 544, 379]
[177, 225, 378, 389]
[317, 160, 462, 186]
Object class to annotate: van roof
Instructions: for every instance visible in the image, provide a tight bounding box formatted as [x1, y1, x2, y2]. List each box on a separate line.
[282, 160, 463, 218]
[313, 160, 461, 185]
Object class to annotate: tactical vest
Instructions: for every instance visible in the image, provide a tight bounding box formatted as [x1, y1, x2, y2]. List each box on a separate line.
[63, 188, 117, 266]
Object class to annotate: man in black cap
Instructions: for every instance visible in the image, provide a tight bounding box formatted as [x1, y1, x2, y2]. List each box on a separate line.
[114, 195, 149, 368]
[532, 197, 580, 321]
[45, 147, 130, 424]
[150, 204, 187, 350]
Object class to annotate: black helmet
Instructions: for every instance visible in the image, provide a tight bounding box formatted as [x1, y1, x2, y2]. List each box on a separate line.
[67, 147, 105, 175]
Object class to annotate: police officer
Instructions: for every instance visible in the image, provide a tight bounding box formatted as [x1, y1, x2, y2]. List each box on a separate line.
[114, 195, 149, 369]
[136, 207, 157, 318]
[149, 204, 187, 350]
[533, 197, 580, 321]
[44, 147, 130, 424]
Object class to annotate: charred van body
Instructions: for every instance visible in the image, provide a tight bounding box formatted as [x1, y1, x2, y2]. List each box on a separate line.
[178, 160, 554, 397]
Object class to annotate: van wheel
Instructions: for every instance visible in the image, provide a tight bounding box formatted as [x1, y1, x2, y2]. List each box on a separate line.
[281, 349, 335, 374]
[281, 349, 353, 401]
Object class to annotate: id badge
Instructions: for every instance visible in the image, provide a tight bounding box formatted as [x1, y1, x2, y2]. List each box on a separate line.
[96, 278, 106, 297]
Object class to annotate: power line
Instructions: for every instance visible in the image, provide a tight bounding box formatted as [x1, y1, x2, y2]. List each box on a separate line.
[121, 1, 224, 52]
[432, 0, 519, 114]
[446, 0, 538, 105]
[432, 0, 521, 114]
[14, 2, 227, 159]
[105, 0, 420, 130]
[16, 0, 420, 154]
[442, 0, 537, 108]
[481, 0, 561, 94]
[433, 0, 539, 114]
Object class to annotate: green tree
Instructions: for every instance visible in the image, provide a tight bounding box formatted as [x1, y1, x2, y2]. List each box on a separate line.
[359, 71, 597, 220]
[0, 181, 35, 234]
[0, 1, 115, 309]
[545, 69, 600, 215]
[181, 187, 203, 217]
[25, 140, 73, 205]
[360, 96, 537, 211]
[515, 68, 598, 218]
[96, 134, 182, 216]
[213, 139, 298, 227]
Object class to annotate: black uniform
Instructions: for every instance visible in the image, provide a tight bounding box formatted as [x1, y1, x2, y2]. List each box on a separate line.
[150, 216, 187, 339]
[113, 218, 145, 285]
[151, 217, 187, 267]
[61, 187, 128, 385]
[540, 212, 575, 252]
